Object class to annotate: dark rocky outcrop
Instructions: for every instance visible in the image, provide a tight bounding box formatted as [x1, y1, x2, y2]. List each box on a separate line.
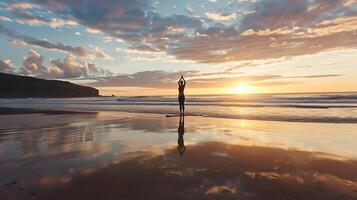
[0, 72, 99, 98]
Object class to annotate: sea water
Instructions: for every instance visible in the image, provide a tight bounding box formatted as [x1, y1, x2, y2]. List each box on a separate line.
[1, 92, 357, 123]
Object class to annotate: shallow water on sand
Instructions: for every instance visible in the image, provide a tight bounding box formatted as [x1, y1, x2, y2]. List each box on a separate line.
[0, 112, 357, 199]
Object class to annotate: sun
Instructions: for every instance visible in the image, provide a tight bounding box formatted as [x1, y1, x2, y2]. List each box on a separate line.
[229, 82, 257, 94]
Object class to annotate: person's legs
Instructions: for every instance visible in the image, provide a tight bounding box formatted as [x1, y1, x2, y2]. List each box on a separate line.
[179, 96, 185, 115]
[182, 96, 185, 116]
[178, 96, 181, 115]
[183, 104, 185, 116]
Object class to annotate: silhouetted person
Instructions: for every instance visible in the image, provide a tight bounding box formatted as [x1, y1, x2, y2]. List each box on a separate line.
[177, 115, 185, 157]
[178, 75, 186, 116]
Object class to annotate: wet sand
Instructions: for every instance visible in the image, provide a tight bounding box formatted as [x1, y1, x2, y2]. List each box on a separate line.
[0, 107, 95, 115]
[0, 111, 357, 199]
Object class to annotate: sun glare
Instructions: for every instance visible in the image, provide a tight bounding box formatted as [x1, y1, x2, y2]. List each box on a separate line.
[230, 83, 257, 94]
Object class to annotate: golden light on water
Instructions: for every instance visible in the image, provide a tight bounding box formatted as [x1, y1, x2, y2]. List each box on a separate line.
[229, 83, 257, 94]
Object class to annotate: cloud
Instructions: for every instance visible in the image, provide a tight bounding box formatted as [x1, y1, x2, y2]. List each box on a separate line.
[20, 49, 112, 79]
[8, 39, 28, 46]
[170, 0, 357, 63]
[306, 16, 357, 37]
[0, 59, 14, 74]
[91, 46, 113, 60]
[239, 0, 350, 30]
[0, 16, 12, 22]
[344, 0, 357, 6]
[0, 24, 110, 59]
[205, 11, 239, 21]
[186, 4, 194, 14]
[88, 70, 278, 89]
[26, 0, 203, 53]
[49, 55, 112, 78]
[21, 49, 48, 76]
[286, 74, 342, 79]
[86, 28, 102, 34]
[169, 14, 357, 63]
[115, 47, 163, 55]
[5, 0, 357, 64]
[90, 69, 343, 89]
[6, 2, 77, 28]
[170, 0, 355, 63]
[6, 3, 37, 11]
[241, 26, 300, 36]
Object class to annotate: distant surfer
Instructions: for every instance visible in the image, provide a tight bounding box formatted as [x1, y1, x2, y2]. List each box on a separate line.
[178, 75, 186, 116]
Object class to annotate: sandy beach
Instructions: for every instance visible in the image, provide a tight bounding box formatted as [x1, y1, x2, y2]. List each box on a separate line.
[1, 109, 357, 200]
[1, 0, 356, 198]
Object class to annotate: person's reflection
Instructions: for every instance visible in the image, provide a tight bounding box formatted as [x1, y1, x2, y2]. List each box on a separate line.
[177, 115, 185, 157]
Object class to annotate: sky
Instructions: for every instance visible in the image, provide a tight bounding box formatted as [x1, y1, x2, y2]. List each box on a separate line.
[0, 0, 356, 96]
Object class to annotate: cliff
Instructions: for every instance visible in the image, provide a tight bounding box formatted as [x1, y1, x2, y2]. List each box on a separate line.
[0, 72, 99, 98]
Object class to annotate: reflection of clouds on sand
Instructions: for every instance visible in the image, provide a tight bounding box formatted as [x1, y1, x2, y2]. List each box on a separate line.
[38, 175, 72, 187]
[15, 129, 41, 157]
[1, 151, 84, 171]
[1, 112, 357, 199]
[206, 185, 237, 195]
[41, 142, 357, 200]
[112, 116, 178, 132]
[116, 143, 175, 163]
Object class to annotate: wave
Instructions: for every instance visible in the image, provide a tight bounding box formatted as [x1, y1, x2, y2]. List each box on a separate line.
[111, 102, 357, 109]
[116, 93, 357, 104]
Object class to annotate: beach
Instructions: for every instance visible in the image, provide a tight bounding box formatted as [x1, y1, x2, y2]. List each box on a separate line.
[1, 108, 357, 200]
[1, 0, 356, 198]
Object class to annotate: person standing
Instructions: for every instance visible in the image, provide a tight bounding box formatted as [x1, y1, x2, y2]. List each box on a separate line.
[178, 75, 186, 116]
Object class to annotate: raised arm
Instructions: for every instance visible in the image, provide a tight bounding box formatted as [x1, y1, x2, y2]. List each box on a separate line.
[178, 75, 185, 85]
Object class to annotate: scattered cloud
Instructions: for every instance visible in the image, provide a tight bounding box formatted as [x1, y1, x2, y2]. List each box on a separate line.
[8, 38, 28, 46]
[6, 3, 37, 11]
[0, 16, 12, 22]
[1, 0, 356, 68]
[6, 2, 77, 28]
[89, 70, 276, 88]
[23, 0, 203, 58]
[0, 24, 110, 59]
[186, 4, 194, 14]
[91, 46, 113, 60]
[89, 69, 340, 89]
[86, 28, 102, 34]
[344, 0, 357, 6]
[205, 11, 239, 21]
[49, 55, 113, 78]
[20, 49, 112, 79]
[0, 59, 14, 74]
[286, 74, 342, 79]
[241, 26, 299, 36]
[306, 16, 357, 37]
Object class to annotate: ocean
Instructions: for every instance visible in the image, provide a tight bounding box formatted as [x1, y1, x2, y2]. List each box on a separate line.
[1, 92, 357, 123]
